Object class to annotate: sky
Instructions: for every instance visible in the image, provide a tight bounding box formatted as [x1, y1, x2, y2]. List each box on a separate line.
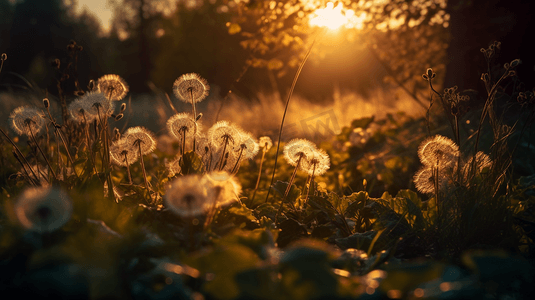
[73, 0, 114, 33]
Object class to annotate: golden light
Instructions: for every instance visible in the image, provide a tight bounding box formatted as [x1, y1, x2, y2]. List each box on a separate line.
[308, 2, 363, 31]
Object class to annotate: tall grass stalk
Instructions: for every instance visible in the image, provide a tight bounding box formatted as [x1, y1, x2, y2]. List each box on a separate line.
[265, 32, 320, 204]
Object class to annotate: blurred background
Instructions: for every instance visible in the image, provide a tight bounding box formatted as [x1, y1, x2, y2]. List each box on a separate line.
[0, 0, 534, 136]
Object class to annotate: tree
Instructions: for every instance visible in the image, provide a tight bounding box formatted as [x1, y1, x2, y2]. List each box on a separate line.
[444, 0, 535, 100]
[151, 0, 249, 97]
[108, 0, 168, 92]
[229, 0, 450, 104]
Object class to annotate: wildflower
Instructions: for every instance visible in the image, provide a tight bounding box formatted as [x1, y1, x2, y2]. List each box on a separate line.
[164, 174, 214, 217]
[167, 113, 200, 153]
[109, 139, 138, 167]
[14, 186, 73, 233]
[195, 135, 212, 157]
[413, 166, 450, 195]
[418, 135, 459, 168]
[68, 99, 94, 123]
[123, 126, 157, 155]
[9, 106, 46, 136]
[97, 74, 129, 101]
[213, 146, 238, 172]
[300, 148, 330, 176]
[78, 91, 115, 120]
[258, 136, 273, 151]
[208, 120, 240, 147]
[234, 130, 259, 161]
[462, 151, 492, 179]
[283, 138, 316, 166]
[173, 73, 209, 103]
[202, 171, 242, 206]
[208, 121, 241, 170]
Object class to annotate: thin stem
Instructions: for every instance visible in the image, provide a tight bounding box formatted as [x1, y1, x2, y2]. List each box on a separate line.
[217, 136, 230, 171]
[181, 128, 186, 156]
[137, 140, 152, 204]
[124, 151, 133, 185]
[190, 89, 197, 151]
[266, 32, 320, 204]
[231, 147, 244, 174]
[27, 123, 57, 180]
[303, 163, 317, 208]
[1, 127, 40, 182]
[249, 149, 267, 205]
[275, 155, 303, 222]
[56, 128, 78, 178]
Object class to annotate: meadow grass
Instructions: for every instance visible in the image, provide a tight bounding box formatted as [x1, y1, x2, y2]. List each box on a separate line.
[0, 43, 534, 299]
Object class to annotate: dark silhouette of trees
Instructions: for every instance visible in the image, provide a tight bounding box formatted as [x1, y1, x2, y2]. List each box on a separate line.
[444, 0, 535, 100]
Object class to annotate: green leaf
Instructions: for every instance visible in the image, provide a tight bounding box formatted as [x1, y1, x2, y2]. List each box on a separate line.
[308, 195, 336, 219]
[187, 244, 260, 300]
[344, 191, 369, 217]
[179, 151, 203, 175]
[271, 181, 300, 203]
[228, 206, 257, 223]
[327, 192, 348, 213]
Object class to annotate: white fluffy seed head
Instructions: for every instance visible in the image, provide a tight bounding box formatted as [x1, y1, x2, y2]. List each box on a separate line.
[173, 73, 209, 103]
[9, 106, 46, 136]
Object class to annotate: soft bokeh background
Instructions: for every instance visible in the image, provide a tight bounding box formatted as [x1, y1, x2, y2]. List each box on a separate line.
[1, 0, 534, 137]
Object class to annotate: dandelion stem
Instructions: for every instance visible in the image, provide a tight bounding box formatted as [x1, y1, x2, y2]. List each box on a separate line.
[303, 162, 317, 208]
[27, 123, 57, 180]
[190, 89, 197, 151]
[124, 151, 133, 185]
[137, 140, 152, 204]
[56, 128, 79, 178]
[275, 155, 302, 222]
[249, 149, 267, 205]
[1, 127, 40, 183]
[230, 148, 244, 174]
[217, 136, 229, 171]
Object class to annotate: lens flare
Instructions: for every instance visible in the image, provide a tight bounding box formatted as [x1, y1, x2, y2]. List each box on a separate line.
[308, 2, 362, 30]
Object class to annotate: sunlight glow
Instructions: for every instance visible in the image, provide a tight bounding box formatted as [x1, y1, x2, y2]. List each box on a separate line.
[308, 2, 364, 31]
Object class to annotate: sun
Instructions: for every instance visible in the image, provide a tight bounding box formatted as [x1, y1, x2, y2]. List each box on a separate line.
[308, 2, 362, 31]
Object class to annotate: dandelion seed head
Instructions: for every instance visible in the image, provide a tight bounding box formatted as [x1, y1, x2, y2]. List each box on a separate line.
[258, 136, 273, 151]
[283, 138, 317, 166]
[97, 74, 129, 101]
[9, 106, 46, 136]
[413, 166, 449, 194]
[110, 139, 139, 167]
[173, 73, 209, 103]
[208, 121, 240, 148]
[68, 99, 93, 123]
[300, 148, 330, 176]
[235, 131, 259, 160]
[213, 146, 238, 172]
[166, 113, 200, 142]
[418, 135, 459, 167]
[202, 171, 242, 206]
[195, 135, 212, 156]
[123, 126, 157, 155]
[164, 174, 214, 217]
[14, 186, 73, 233]
[78, 91, 115, 119]
[461, 151, 492, 180]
